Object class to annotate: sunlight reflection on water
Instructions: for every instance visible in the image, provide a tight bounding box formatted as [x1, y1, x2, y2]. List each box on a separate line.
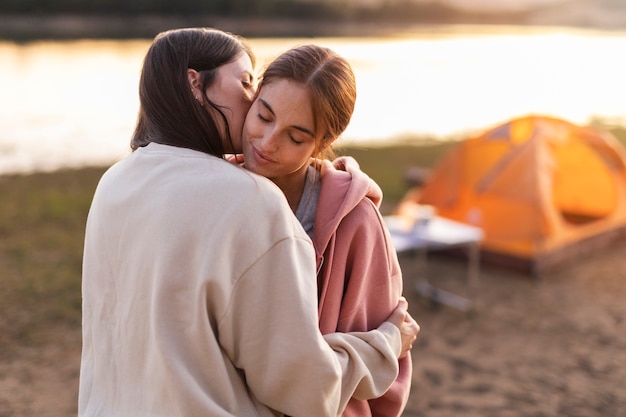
[2, 25, 626, 174]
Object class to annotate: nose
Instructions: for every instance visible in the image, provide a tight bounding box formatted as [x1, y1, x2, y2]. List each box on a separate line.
[258, 127, 279, 153]
[248, 79, 259, 99]
[246, 85, 257, 101]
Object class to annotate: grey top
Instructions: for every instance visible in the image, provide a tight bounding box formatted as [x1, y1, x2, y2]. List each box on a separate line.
[295, 164, 322, 239]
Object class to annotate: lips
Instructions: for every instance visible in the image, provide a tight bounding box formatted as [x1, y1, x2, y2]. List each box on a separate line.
[252, 147, 276, 165]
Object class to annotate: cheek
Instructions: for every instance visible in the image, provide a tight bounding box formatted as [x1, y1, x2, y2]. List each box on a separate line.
[243, 112, 263, 140]
[228, 100, 250, 134]
[242, 120, 260, 155]
[287, 145, 316, 169]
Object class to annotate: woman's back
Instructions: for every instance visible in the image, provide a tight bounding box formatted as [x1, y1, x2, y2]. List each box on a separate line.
[80, 142, 344, 416]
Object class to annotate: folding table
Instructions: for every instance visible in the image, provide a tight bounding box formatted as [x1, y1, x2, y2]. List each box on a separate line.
[384, 215, 484, 311]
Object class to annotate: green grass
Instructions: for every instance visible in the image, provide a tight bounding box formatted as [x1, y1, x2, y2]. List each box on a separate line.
[0, 167, 106, 349]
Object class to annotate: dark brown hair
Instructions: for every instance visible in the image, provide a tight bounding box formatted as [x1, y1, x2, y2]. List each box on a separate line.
[259, 44, 356, 157]
[131, 28, 255, 157]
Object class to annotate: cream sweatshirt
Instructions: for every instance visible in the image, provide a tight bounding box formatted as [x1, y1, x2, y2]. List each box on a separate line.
[79, 143, 401, 417]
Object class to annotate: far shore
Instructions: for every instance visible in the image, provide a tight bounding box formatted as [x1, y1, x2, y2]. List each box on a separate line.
[1, 12, 618, 42]
[0, 14, 464, 41]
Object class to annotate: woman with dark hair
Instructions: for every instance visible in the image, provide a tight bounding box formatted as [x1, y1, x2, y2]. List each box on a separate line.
[242, 44, 414, 416]
[130, 28, 255, 155]
[79, 28, 418, 417]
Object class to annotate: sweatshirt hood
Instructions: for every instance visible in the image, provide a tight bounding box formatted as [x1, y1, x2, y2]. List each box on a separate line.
[312, 156, 383, 258]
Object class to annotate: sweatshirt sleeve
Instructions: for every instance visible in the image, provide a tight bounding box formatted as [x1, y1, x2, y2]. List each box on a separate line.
[217, 234, 401, 417]
[323, 322, 400, 407]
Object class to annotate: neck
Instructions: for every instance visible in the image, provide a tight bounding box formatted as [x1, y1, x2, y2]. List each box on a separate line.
[272, 165, 309, 213]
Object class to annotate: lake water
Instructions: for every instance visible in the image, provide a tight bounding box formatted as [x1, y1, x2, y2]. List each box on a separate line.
[2, 24, 626, 174]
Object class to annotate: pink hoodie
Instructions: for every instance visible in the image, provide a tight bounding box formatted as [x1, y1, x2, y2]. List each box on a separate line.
[313, 156, 412, 417]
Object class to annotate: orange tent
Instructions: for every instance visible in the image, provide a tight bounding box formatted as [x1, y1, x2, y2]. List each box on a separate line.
[402, 115, 626, 275]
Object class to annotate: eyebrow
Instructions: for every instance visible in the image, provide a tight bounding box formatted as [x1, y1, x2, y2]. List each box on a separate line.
[258, 98, 315, 138]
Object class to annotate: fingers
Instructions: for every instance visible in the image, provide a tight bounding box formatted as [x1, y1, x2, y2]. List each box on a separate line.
[388, 297, 421, 359]
[398, 308, 420, 358]
[225, 153, 245, 164]
[404, 312, 420, 336]
[387, 297, 409, 327]
[399, 335, 416, 359]
[397, 296, 408, 311]
[388, 297, 420, 331]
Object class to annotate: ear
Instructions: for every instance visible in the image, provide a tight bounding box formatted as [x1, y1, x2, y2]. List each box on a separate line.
[187, 69, 204, 104]
[187, 68, 201, 91]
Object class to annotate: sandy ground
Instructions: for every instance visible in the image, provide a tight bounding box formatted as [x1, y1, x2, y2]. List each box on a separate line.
[2, 244, 626, 416]
[401, 246, 626, 417]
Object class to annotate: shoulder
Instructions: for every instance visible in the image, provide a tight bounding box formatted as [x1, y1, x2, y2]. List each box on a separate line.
[144, 143, 287, 206]
[107, 143, 295, 228]
[338, 197, 382, 233]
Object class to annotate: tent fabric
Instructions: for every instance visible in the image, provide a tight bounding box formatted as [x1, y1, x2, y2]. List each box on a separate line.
[401, 115, 626, 275]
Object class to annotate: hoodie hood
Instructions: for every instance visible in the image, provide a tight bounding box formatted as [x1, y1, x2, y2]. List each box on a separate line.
[312, 156, 382, 260]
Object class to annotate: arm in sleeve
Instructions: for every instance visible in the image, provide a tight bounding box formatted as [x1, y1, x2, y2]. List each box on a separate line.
[218, 236, 402, 417]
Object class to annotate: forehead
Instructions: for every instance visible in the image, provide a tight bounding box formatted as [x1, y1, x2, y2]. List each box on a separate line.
[260, 79, 311, 110]
[259, 79, 315, 127]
